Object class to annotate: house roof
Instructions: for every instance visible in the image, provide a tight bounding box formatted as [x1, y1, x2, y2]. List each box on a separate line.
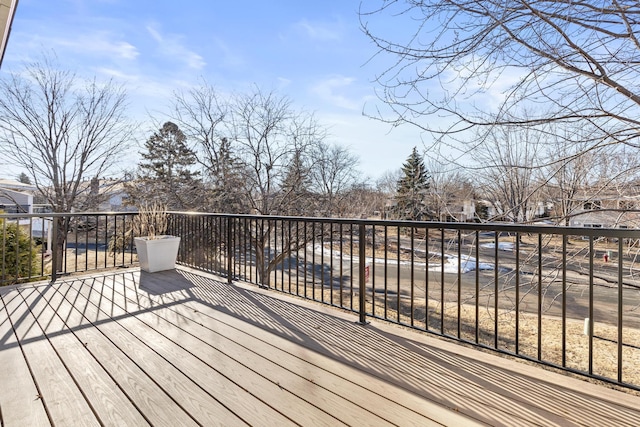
[0, 0, 18, 68]
[0, 178, 36, 192]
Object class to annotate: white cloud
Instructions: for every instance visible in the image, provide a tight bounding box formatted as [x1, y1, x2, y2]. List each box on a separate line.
[26, 32, 139, 60]
[294, 19, 342, 41]
[212, 38, 244, 68]
[311, 75, 361, 110]
[145, 24, 206, 70]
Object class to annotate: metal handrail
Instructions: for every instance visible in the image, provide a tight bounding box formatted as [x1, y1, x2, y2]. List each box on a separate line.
[3, 210, 640, 391]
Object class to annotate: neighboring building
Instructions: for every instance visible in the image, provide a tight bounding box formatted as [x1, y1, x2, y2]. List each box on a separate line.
[0, 188, 32, 213]
[0, 179, 37, 213]
[80, 178, 134, 212]
[0, 0, 19, 68]
[567, 192, 640, 228]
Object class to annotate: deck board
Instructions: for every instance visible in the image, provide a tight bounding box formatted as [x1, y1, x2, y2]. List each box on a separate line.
[0, 291, 49, 427]
[53, 278, 245, 427]
[18, 285, 151, 427]
[3, 286, 100, 427]
[113, 271, 433, 427]
[2, 267, 640, 426]
[114, 271, 456, 426]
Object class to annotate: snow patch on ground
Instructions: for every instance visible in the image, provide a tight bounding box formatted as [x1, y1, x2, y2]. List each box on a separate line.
[480, 242, 515, 251]
[310, 244, 496, 272]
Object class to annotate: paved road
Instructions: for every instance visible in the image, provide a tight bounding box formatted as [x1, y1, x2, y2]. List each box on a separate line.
[298, 241, 640, 330]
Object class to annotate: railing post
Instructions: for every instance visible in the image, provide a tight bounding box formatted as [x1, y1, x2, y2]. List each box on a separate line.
[358, 223, 367, 325]
[227, 216, 233, 285]
[51, 216, 59, 283]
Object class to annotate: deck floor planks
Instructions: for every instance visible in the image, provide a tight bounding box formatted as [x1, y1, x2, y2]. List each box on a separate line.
[4, 267, 640, 427]
[44, 280, 203, 427]
[110, 273, 421, 427]
[3, 286, 100, 426]
[131, 270, 522, 424]
[403, 336, 640, 426]
[54, 278, 249, 427]
[111, 271, 466, 427]
[0, 289, 50, 427]
[140, 268, 640, 427]
[85, 274, 337, 426]
[67, 276, 298, 427]
[18, 284, 151, 427]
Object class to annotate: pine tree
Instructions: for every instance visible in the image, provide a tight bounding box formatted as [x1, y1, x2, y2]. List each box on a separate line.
[129, 122, 202, 210]
[207, 137, 248, 213]
[0, 218, 40, 284]
[394, 147, 431, 220]
[16, 172, 31, 185]
[280, 149, 312, 215]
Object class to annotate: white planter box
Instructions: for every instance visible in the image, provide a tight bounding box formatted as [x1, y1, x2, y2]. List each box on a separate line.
[134, 235, 181, 273]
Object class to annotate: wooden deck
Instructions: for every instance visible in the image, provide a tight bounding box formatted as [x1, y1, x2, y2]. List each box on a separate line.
[1, 267, 640, 426]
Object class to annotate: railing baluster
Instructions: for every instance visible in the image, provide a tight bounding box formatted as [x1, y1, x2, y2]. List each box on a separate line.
[227, 216, 233, 284]
[475, 230, 479, 344]
[589, 235, 594, 375]
[494, 231, 499, 349]
[4, 211, 640, 391]
[358, 223, 366, 324]
[330, 222, 334, 305]
[321, 222, 325, 303]
[384, 225, 388, 320]
[371, 225, 376, 318]
[398, 225, 402, 323]
[457, 229, 461, 338]
[618, 236, 623, 383]
[440, 227, 444, 334]
[516, 232, 521, 355]
[410, 226, 415, 327]
[426, 227, 430, 332]
[51, 216, 59, 282]
[562, 234, 567, 367]
[350, 223, 355, 311]
[312, 221, 316, 300]
[339, 221, 343, 307]
[538, 233, 543, 361]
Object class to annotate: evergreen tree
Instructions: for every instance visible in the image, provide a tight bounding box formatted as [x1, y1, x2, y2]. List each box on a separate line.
[16, 172, 31, 185]
[394, 147, 431, 220]
[0, 218, 40, 285]
[280, 148, 312, 216]
[129, 122, 203, 210]
[206, 137, 249, 213]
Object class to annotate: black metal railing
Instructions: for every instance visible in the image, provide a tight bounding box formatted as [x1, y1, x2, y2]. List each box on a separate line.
[0, 212, 138, 285]
[3, 210, 640, 390]
[169, 212, 640, 391]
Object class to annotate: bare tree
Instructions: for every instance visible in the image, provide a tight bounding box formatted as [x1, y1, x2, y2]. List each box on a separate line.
[168, 82, 253, 213]
[425, 158, 475, 221]
[230, 87, 324, 216]
[308, 141, 360, 217]
[360, 1, 640, 149]
[536, 127, 600, 225]
[376, 169, 402, 218]
[471, 124, 543, 222]
[0, 56, 132, 268]
[228, 87, 328, 286]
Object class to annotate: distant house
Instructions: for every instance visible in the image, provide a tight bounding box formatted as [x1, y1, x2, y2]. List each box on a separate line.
[567, 188, 640, 229]
[80, 178, 134, 212]
[0, 179, 36, 213]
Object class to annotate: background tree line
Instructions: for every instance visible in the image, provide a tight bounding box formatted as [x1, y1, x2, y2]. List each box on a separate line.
[125, 84, 367, 219]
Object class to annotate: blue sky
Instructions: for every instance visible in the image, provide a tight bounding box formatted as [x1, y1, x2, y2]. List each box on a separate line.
[2, 0, 429, 181]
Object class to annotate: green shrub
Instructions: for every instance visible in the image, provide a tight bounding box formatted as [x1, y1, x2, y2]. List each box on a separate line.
[1, 218, 41, 285]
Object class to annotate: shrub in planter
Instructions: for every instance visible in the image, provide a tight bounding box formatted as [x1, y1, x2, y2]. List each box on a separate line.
[132, 203, 180, 273]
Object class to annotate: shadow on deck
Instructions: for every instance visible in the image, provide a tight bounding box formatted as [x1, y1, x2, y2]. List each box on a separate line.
[1, 266, 639, 426]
